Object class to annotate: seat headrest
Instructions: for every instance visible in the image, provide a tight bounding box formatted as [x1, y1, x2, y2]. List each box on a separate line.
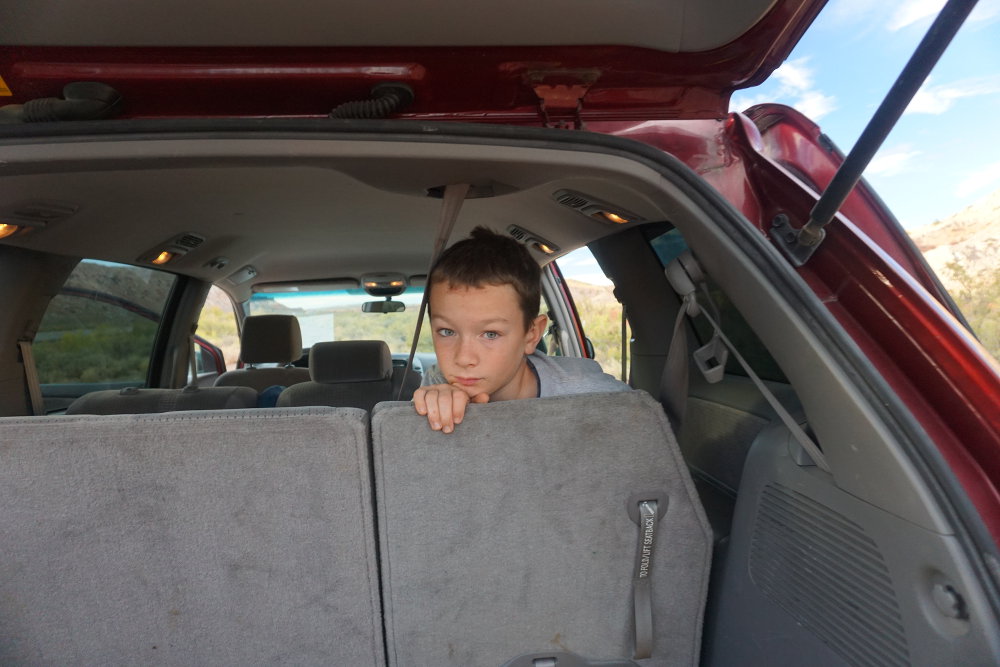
[309, 341, 393, 384]
[240, 315, 303, 364]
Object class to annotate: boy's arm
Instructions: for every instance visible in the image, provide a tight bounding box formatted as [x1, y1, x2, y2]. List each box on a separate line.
[413, 384, 489, 434]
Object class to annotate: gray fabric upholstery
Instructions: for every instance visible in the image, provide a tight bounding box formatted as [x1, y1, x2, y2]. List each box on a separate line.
[65, 385, 258, 414]
[0, 408, 384, 666]
[310, 340, 392, 383]
[214, 365, 312, 391]
[391, 364, 421, 401]
[276, 341, 395, 410]
[239, 314, 304, 364]
[372, 391, 712, 667]
[214, 314, 311, 390]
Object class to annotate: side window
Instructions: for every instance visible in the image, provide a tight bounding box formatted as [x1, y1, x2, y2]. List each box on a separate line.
[35, 259, 176, 410]
[196, 285, 241, 373]
[553, 247, 628, 380]
[649, 228, 788, 383]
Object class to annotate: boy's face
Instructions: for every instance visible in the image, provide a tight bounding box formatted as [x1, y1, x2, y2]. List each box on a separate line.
[429, 281, 547, 402]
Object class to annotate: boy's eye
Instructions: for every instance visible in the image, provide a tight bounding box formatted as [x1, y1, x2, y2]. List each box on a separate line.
[436, 328, 456, 337]
[482, 331, 500, 340]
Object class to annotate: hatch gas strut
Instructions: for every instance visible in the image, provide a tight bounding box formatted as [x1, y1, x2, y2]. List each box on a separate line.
[771, 0, 980, 266]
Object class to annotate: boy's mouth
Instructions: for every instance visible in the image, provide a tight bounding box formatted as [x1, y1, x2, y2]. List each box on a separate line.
[452, 377, 481, 387]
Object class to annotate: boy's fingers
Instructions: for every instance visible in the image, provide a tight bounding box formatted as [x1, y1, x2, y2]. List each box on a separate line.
[449, 391, 471, 427]
[425, 391, 444, 430]
[412, 387, 428, 415]
[413, 384, 483, 433]
[442, 390, 459, 431]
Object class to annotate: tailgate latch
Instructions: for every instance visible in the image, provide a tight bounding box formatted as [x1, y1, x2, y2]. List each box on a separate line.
[527, 71, 599, 130]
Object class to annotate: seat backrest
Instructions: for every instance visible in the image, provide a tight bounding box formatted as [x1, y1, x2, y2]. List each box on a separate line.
[65, 385, 258, 414]
[0, 407, 384, 666]
[214, 314, 311, 391]
[390, 363, 422, 401]
[278, 340, 395, 410]
[372, 391, 712, 667]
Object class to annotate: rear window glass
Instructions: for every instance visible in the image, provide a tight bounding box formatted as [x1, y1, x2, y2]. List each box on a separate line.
[35, 260, 176, 410]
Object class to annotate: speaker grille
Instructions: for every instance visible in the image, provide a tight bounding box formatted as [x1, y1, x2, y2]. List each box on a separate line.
[175, 233, 205, 249]
[750, 483, 909, 667]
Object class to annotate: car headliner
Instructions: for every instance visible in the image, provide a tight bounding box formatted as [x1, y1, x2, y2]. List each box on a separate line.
[0, 124, 681, 301]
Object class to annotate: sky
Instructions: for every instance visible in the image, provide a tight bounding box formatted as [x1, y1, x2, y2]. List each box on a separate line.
[560, 0, 1000, 285]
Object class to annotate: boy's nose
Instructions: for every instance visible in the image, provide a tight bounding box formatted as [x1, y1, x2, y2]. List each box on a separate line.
[455, 337, 477, 366]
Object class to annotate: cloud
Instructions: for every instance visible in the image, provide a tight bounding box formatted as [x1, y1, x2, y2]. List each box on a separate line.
[887, 0, 944, 31]
[729, 92, 772, 112]
[794, 90, 838, 121]
[956, 161, 1000, 198]
[824, 0, 885, 26]
[969, 0, 1000, 24]
[773, 59, 815, 91]
[906, 76, 1000, 114]
[730, 57, 837, 120]
[888, 0, 1000, 30]
[868, 145, 922, 176]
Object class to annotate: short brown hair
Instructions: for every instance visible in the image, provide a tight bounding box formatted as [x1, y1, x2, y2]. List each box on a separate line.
[428, 226, 541, 329]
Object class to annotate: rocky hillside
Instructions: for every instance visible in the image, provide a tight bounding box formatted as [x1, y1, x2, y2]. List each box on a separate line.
[908, 188, 1000, 292]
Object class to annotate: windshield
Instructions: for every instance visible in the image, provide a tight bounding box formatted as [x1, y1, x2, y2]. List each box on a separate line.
[247, 288, 434, 355]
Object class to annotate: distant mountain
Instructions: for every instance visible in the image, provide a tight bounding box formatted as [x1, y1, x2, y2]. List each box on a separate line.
[565, 278, 618, 306]
[908, 187, 1000, 291]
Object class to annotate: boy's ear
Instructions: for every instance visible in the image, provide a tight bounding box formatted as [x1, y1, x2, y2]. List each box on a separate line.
[524, 314, 548, 353]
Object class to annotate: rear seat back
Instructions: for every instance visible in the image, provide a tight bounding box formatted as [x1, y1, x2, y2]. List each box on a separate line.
[372, 391, 712, 667]
[214, 314, 311, 391]
[0, 407, 384, 666]
[65, 385, 258, 414]
[278, 340, 397, 409]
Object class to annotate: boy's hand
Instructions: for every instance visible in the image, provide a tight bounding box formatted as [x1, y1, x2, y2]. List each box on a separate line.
[413, 384, 489, 434]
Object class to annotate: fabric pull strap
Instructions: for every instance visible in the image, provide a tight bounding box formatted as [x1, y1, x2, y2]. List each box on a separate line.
[398, 183, 470, 399]
[632, 499, 659, 659]
[18, 339, 44, 416]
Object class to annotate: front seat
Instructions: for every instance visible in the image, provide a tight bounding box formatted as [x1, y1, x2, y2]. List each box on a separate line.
[278, 340, 410, 410]
[214, 314, 311, 391]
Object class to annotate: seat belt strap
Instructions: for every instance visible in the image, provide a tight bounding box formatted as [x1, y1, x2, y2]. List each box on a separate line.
[658, 298, 690, 431]
[632, 499, 659, 659]
[696, 297, 830, 473]
[398, 183, 470, 399]
[18, 339, 45, 416]
[662, 252, 828, 472]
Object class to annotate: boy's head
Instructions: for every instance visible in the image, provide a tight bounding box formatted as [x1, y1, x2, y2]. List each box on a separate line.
[427, 226, 541, 330]
[426, 227, 548, 402]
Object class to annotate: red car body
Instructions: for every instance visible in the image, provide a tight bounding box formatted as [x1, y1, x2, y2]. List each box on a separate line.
[2, 0, 999, 661]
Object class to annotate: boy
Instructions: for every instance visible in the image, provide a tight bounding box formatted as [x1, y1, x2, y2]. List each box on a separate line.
[414, 226, 629, 433]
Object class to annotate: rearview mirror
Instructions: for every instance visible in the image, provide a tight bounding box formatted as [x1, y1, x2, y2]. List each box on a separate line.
[362, 300, 406, 313]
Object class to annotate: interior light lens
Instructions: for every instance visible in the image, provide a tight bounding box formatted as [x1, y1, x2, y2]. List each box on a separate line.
[389, 280, 405, 287]
[601, 211, 630, 224]
[0, 223, 20, 239]
[151, 251, 174, 265]
[534, 242, 556, 255]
